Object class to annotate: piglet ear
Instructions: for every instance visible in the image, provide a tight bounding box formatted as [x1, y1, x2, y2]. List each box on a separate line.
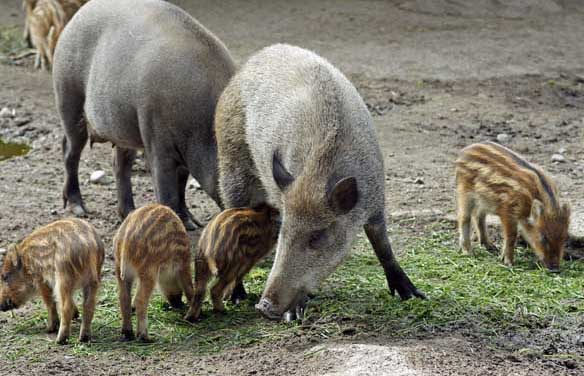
[273, 153, 294, 191]
[528, 199, 544, 225]
[328, 177, 359, 215]
[562, 202, 571, 219]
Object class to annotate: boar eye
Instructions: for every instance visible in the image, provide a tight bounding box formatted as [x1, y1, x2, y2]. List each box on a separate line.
[308, 230, 328, 249]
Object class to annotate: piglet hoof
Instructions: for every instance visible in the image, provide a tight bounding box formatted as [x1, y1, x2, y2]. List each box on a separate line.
[165, 294, 185, 310]
[78, 334, 91, 343]
[120, 329, 135, 342]
[136, 334, 154, 343]
[46, 324, 59, 334]
[72, 307, 80, 321]
[56, 335, 69, 345]
[483, 243, 499, 254]
[230, 287, 248, 305]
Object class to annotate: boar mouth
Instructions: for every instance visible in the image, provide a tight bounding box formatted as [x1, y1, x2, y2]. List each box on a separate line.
[255, 298, 282, 320]
[256, 293, 310, 321]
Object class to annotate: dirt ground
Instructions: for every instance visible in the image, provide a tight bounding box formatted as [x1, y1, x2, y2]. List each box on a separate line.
[0, 0, 583, 375]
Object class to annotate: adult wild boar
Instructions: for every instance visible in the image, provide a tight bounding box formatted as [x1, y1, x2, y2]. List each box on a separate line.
[52, 0, 235, 229]
[215, 44, 425, 320]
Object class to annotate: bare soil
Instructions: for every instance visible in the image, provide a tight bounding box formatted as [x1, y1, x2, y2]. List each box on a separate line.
[0, 0, 583, 375]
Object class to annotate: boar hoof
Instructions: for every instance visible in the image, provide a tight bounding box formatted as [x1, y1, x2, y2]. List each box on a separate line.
[46, 324, 59, 334]
[483, 244, 499, 254]
[389, 276, 426, 301]
[121, 329, 135, 342]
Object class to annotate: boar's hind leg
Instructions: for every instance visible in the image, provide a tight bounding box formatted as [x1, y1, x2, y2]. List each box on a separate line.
[364, 213, 425, 300]
[55, 278, 76, 345]
[60, 97, 88, 217]
[177, 166, 203, 228]
[476, 211, 498, 253]
[39, 283, 59, 333]
[113, 147, 137, 219]
[79, 280, 99, 343]
[134, 274, 156, 343]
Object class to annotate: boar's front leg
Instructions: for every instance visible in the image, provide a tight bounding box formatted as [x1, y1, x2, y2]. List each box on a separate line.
[177, 166, 202, 228]
[364, 213, 425, 300]
[113, 146, 137, 219]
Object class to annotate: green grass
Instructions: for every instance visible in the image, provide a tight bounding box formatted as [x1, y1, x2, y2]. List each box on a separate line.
[0, 26, 29, 66]
[1, 227, 582, 360]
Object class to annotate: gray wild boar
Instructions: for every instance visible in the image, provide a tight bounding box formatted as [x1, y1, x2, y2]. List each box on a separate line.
[215, 44, 425, 320]
[52, 0, 235, 229]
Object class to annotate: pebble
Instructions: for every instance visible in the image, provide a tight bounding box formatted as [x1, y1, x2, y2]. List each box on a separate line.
[414, 177, 424, 185]
[551, 154, 566, 163]
[0, 107, 14, 118]
[558, 147, 567, 154]
[496, 133, 511, 143]
[188, 178, 201, 190]
[13, 118, 31, 127]
[89, 170, 107, 184]
[0, 248, 6, 255]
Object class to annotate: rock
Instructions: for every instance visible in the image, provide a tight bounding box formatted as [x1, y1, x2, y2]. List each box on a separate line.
[551, 154, 566, 163]
[89, 170, 107, 184]
[558, 147, 567, 154]
[414, 177, 424, 185]
[496, 133, 511, 143]
[188, 178, 201, 190]
[341, 327, 357, 336]
[564, 360, 578, 369]
[0, 107, 14, 118]
[0, 248, 6, 255]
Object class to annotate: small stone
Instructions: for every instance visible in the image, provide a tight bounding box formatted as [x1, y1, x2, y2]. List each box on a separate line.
[89, 170, 107, 184]
[50, 209, 58, 215]
[414, 177, 424, 185]
[558, 147, 567, 154]
[450, 108, 458, 112]
[496, 133, 511, 143]
[551, 154, 566, 163]
[0, 248, 6, 255]
[188, 178, 201, 190]
[0, 108, 14, 118]
[564, 360, 578, 369]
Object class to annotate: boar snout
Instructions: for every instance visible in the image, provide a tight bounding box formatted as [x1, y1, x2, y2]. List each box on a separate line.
[0, 298, 15, 312]
[255, 298, 282, 320]
[546, 263, 561, 273]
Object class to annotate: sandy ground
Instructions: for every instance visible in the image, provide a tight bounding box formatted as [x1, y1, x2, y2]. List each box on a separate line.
[0, 0, 583, 375]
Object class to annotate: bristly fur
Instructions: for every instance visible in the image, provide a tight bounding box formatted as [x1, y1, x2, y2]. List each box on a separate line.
[455, 141, 570, 270]
[0, 218, 104, 344]
[113, 204, 194, 342]
[185, 204, 280, 321]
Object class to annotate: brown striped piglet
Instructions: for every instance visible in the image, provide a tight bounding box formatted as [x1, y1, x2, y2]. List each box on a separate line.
[185, 203, 280, 322]
[114, 204, 194, 342]
[455, 141, 570, 272]
[0, 218, 104, 344]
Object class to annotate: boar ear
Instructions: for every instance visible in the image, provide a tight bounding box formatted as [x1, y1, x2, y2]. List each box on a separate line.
[328, 176, 359, 215]
[529, 199, 544, 224]
[273, 153, 294, 191]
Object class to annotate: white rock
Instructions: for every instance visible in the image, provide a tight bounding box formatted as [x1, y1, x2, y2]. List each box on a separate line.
[496, 133, 511, 143]
[558, 147, 567, 154]
[90, 170, 107, 184]
[551, 154, 566, 163]
[188, 178, 201, 190]
[0, 248, 6, 255]
[0, 107, 13, 118]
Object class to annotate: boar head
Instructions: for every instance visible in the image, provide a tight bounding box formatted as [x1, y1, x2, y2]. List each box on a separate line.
[524, 199, 570, 273]
[0, 245, 35, 311]
[256, 154, 359, 320]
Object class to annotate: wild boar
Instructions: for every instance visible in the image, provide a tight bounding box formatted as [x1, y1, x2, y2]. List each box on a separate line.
[185, 203, 280, 321]
[22, 0, 37, 48]
[52, 0, 236, 229]
[455, 141, 570, 271]
[28, 0, 67, 70]
[0, 218, 104, 344]
[214, 44, 424, 320]
[114, 204, 194, 342]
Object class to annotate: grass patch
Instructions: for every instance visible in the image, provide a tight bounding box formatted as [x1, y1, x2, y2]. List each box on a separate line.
[0, 227, 582, 360]
[0, 26, 29, 66]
